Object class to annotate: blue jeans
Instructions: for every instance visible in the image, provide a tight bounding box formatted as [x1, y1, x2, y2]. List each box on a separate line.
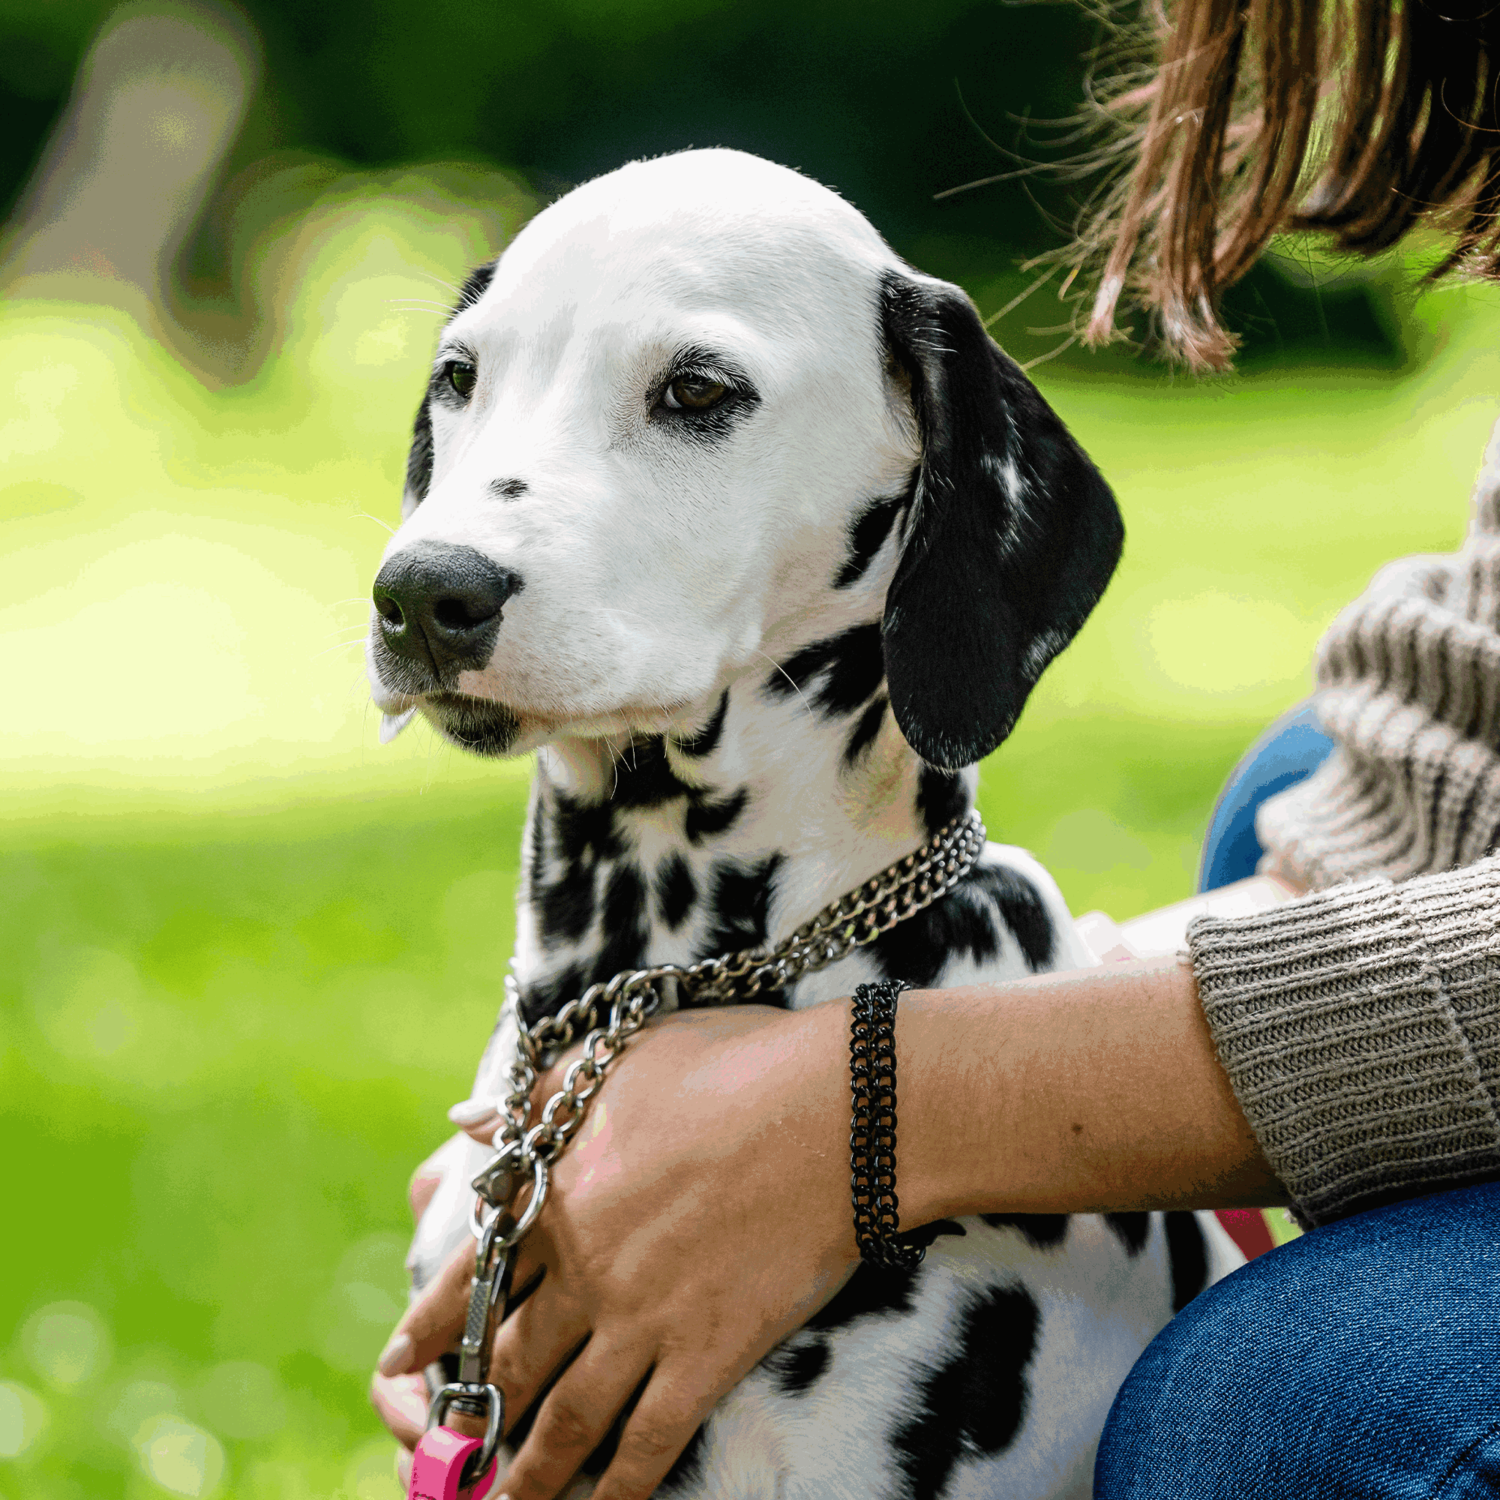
[1094, 1181, 1500, 1496]
[1098, 713, 1499, 1495]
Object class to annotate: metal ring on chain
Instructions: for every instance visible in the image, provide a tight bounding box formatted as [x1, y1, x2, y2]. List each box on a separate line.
[470, 1150, 548, 1243]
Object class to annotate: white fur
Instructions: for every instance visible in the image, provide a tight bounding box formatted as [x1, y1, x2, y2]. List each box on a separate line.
[369, 149, 1240, 1500]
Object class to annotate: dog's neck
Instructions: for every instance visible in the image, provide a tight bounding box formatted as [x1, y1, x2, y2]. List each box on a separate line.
[511, 607, 977, 1018]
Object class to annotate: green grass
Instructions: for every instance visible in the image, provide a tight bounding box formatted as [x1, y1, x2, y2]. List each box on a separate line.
[3, 163, 1500, 1495]
[2, 790, 531, 1499]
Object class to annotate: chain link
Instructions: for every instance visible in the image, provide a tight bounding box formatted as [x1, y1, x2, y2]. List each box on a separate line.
[469, 809, 986, 1244]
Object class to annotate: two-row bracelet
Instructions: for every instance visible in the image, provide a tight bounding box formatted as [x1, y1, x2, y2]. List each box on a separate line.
[849, 979, 926, 1272]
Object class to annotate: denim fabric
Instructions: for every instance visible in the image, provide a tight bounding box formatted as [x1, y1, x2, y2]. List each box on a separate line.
[1095, 1180, 1500, 1498]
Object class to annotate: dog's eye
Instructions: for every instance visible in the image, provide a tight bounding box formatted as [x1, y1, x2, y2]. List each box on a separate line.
[444, 360, 477, 400]
[663, 376, 728, 411]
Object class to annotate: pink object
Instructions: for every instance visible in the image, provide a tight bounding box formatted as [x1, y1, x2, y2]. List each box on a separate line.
[408, 1427, 496, 1500]
[1214, 1207, 1276, 1260]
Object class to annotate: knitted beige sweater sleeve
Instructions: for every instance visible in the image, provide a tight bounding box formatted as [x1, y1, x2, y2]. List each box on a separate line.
[1186, 416, 1500, 1225]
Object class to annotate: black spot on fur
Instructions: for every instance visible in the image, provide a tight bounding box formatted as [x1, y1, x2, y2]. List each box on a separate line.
[845, 696, 887, 765]
[764, 623, 885, 717]
[655, 854, 697, 930]
[694, 856, 784, 993]
[404, 396, 433, 505]
[518, 960, 588, 1026]
[674, 690, 729, 758]
[1165, 1211, 1209, 1312]
[862, 856, 1056, 993]
[916, 766, 967, 834]
[490, 477, 528, 499]
[1106, 1212, 1151, 1256]
[455, 259, 496, 313]
[990, 865, 1056, 972]
[531, 791, 625, 949]
[597, 864, 649, 976]
[980, 1214, 1069, 1250]
[871, 864, 1006, 989]
[806, 1262, 916, 1330]
[763, 1336, 830, 1397]
[524, 869, 649, 1025]
[889, 1286, 1040, 1498]
[610, 737, 692, 809]
[539, 855, 595, 945]
[835, 493, 906, 588]
[520, 865, 648, 1024]
[685, 788, 747, 845]
[552, 793, 624, 866]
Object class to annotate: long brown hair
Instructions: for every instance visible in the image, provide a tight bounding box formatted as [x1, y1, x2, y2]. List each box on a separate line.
[1077, 0, 1500, 369]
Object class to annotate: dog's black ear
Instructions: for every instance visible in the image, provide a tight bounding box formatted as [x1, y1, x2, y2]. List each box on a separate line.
[879, 269, 1123, 771]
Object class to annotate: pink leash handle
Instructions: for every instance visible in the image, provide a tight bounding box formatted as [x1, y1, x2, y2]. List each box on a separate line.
[409, 1382, 503, 1500]
[408, 1426, 496, 1500]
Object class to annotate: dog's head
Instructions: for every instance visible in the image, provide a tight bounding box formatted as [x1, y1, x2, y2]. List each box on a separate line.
[367, 149, 1121, 770]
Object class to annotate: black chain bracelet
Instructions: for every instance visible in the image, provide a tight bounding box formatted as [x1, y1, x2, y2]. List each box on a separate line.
[850, 979, 925, 1272]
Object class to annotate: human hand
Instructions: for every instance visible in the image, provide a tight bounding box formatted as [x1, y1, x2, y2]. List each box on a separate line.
[373, 1000, 857, 1500]
[368, 1139, 467, 1485]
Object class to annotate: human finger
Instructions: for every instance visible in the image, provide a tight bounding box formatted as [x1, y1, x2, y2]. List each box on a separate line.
[471, 1274, 591, 1445]
[377, 1235, 474, 1377]
[586, 1365, 720, 1500]
[496, 1341, 657, 1500]
[369, 1371, 428, 1449]
[447, 1094, 504, 1146]
[408, 1141, 452, 1220]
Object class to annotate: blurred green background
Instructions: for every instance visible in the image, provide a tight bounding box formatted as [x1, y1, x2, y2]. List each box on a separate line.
[3, 2, 1499, 1496]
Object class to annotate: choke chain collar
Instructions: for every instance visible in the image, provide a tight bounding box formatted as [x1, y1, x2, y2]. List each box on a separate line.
[468, 807, 986, 1241]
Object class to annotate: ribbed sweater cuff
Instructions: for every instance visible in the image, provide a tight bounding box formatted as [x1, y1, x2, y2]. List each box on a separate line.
[1188, 858, 1500, 1227]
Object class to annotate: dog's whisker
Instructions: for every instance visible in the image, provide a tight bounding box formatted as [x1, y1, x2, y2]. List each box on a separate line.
[412, 270, 465, 299]
[752, 648, 815, 720]
[310, 640, 367, 661]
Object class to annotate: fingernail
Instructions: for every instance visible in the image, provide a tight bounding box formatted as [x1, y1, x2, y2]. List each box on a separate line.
[377, 1331, 413, 1377]
[448, 1097, 498, 1125]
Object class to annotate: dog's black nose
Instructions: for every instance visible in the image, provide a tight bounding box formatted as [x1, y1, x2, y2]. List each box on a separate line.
[372, 542, 522, 675]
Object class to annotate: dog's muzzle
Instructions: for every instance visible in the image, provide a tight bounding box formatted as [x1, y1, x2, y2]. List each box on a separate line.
[371, 540, 522, 691]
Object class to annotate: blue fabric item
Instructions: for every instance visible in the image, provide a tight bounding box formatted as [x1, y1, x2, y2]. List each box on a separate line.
[1198, 699, 1334, 894]
[1094, 1181, 1500, 1498]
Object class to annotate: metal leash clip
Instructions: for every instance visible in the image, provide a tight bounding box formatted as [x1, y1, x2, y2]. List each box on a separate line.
[411, 1208, 516, 1498]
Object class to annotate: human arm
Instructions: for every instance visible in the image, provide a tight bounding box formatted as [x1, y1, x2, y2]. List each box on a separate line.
[373, 955, 1282, 1500]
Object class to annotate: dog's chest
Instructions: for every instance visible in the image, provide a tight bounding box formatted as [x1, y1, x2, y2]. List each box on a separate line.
[511, 753, 1077, 1022]
[491, 772, 1234, 1500]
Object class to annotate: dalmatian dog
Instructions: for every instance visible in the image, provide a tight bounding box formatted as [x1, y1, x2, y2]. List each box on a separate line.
[366, 148, 1242, 1499]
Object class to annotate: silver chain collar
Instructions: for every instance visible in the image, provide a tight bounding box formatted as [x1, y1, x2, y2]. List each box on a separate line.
[466, 807, 987, 1243]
